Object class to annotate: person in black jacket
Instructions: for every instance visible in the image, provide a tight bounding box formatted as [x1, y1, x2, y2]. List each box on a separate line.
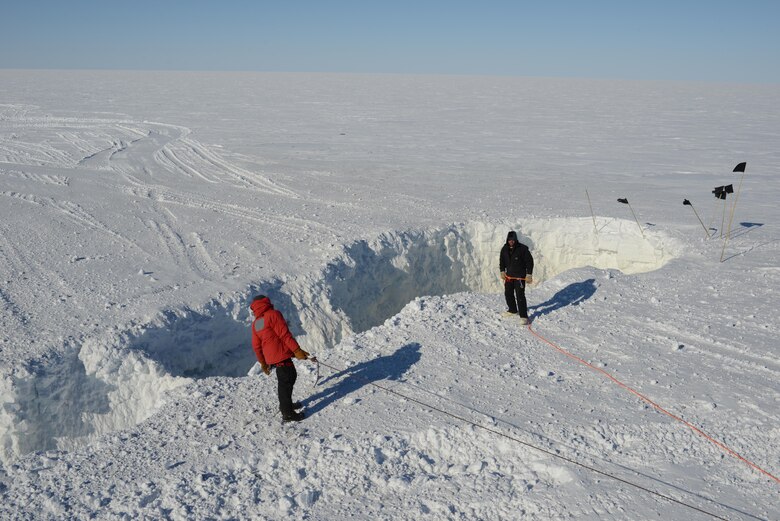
[499, 230, 534, 324]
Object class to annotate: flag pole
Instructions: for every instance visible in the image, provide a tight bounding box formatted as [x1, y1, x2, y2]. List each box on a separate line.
[720, 162, 747, 262]
[711, 184, 733, 238]
[707, 197, 719, 237]
[586, 189, 597, 233]
[617, 198, 644, 238]
[683, 200, 709, 238]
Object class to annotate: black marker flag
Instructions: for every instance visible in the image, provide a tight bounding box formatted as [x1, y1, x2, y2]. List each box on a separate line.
[712, 184, 732, 201]
[713, 186, 728, 236]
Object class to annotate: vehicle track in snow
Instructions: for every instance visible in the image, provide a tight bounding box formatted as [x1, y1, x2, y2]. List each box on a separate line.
[145, 220, 223, 280]
[155, 144, 221, 184]
[179, 137, 300, 198]
[623, 315, 780, 379]
[0, 226, 34, 338]
[2, 107, 300, 200]
[0, 138, 73, 165]
[122, 184, 330, 236]
[0, 222, 82, 350]
[0, 167, 70, 186]
[0, 191, 140, 251]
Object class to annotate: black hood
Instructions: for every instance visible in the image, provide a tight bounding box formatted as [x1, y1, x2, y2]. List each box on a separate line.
[506, 231, 519, 243]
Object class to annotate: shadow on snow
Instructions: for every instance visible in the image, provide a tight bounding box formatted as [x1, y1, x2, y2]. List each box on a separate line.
[529, 279, 597, 319]
[303, 343, 422, 417]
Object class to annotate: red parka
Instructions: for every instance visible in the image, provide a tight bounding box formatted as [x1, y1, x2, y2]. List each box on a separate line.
[250, 297, 301, 365]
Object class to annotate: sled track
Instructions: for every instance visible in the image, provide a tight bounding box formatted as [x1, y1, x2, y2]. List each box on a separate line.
[156, 145, 220, 183]
[0, 191, 139, 250]
[0, 139, 73, 165]
[0, 223, 78, 342]
[122, 185, 329, 235]
[626, 316, 780, 378]
[1, 107, 300, 201]
[0, 232, 33, 338]
[0, 167, 70, 186]
[181, 137, 300, 198]
[145, 220, 223, 280]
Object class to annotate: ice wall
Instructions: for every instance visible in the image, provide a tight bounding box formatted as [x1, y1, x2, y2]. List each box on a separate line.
[299, 218, 680, 349]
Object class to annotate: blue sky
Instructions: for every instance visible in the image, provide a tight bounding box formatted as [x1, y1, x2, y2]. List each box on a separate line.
[1, 1, 779, 82]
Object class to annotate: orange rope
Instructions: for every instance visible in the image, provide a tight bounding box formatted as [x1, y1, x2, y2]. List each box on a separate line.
[503, 275, 527, 282]
[527, 322, 780, 485]
[314, 359, 729, 518]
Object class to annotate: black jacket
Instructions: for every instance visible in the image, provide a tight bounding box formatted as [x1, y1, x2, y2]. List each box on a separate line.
[499, 231, 534, 278]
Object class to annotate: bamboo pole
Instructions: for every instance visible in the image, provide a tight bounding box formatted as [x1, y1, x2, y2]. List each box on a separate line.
[684, 200, 710, 238]
[618, 198, 644, 239]
[628, 202, 645, 239]
[706, 197, 718, 236]
[720, 163, 747, 262]
[586, 189, 597, 233]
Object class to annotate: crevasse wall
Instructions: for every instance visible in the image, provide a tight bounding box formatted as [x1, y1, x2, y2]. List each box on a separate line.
[0, 218, 682, 463]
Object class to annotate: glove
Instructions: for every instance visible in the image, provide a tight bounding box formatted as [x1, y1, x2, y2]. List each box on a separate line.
[500, 271, 507, 281]
[526, 275, 533, 284]
[260, 362, 270, 375]
[293, 348, 309, 360]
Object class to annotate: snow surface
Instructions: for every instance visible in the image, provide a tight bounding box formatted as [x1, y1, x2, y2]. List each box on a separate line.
[0, 70, 778, 520]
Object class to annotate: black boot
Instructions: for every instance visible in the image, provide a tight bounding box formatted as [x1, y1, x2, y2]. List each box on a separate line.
[282, 411, 305, 422]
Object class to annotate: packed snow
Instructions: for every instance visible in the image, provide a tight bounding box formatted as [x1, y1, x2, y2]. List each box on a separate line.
[0, 70, 778, 520]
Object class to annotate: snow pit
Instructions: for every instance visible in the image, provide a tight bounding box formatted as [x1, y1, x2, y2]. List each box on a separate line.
[307, 218, 680, 340]
[0, 218, 681, 462]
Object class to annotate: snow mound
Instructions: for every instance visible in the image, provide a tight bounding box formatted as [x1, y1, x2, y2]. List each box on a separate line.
[0, 218, 681, 462]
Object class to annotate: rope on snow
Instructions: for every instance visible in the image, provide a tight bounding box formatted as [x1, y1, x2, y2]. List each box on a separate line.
[526, 321, 780, 486]
[313, 357, 732, 520]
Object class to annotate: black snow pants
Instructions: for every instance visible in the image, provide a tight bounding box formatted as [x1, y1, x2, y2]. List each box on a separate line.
[504, 278, 528, 318]
[275, 362, 298, 417]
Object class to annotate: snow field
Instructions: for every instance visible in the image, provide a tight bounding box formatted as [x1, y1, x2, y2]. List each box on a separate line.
[0, 218, 681, 465]
[4, 279, 770, 519]
[1, 72, 778, 519]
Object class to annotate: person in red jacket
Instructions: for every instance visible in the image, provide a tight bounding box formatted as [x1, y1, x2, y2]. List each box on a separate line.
[250, 294, 311, 422]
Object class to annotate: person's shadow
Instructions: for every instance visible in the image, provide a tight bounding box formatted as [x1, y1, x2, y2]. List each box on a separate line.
[529, 279, 597, 319]
[303, 343, 421, 416]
